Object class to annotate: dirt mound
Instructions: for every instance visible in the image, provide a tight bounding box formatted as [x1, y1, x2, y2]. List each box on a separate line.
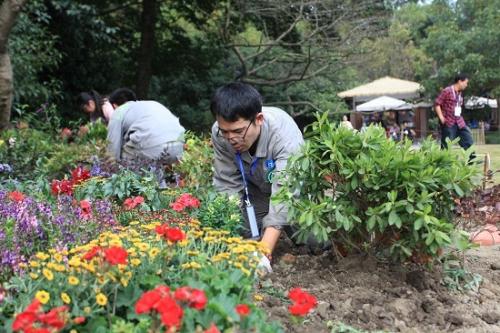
[258, 240, 500, 332]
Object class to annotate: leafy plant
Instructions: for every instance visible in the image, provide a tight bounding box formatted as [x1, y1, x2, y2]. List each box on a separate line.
[195, 191, 243, 235]
[173, 132, 214, 189]
[274, 113, 479, 262]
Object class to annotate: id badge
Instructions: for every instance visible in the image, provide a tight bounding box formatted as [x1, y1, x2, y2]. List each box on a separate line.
[245, 202, 260, 238]
[454, 106, 462, 117]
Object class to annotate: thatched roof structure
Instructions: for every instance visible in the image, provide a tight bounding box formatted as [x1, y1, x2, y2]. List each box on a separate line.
[338, 76, 423, 102]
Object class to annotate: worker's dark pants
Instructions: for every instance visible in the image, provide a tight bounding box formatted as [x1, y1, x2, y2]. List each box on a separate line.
[441, 124, 476, 161]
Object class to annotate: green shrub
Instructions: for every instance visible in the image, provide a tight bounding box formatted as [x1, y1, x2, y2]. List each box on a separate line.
[274, 113, 479, 262]
[173, 132, 214, 189]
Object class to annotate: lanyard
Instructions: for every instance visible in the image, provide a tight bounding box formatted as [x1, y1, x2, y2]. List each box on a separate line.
[236, 152, 260, 238]
[450, 86, 461, 107]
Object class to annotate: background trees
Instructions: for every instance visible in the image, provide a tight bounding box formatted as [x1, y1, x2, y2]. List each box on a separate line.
[0, 0, 498, 132]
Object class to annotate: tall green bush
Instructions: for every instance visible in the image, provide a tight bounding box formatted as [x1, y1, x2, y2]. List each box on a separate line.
[275, 113, 479, 261]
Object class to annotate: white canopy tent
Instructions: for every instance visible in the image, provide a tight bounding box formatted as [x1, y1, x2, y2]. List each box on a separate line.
[465, 97, 498, 109]
[355, 96, 414, 112]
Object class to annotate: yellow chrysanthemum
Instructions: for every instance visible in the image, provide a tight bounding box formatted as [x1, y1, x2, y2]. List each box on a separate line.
[35, 290, 50, 304]
[42, 268, 54, 281]
[136, 243, 149, 251]
[120, 277, 129, 287]
[96, 293, 108, 306]
[48, 249, 56, 254]
[187, 250, 199, 256]
[68, 257, 81, 268]
[68, 276, 80, 286]
[61, 292, 71, 304]
[18, 262, 28, 268]
[148, 248, 160, 259]
[53, 264, 66, 272]
[130, 258, 141, 266]
[29, 273, 39, 279]
[35, 252, 49, 260]
[253, 294, 263, 301]
[29, 261, 40, 268]
[181, 261, 202, 269]
[53, 253, 63, 262]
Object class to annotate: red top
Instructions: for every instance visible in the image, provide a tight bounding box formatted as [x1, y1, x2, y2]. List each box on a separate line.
[435, 86, 466, 128]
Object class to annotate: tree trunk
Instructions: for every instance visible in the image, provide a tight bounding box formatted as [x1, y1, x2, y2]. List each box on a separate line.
[0, 0, 28, 130]
[135, 0, 157, 100]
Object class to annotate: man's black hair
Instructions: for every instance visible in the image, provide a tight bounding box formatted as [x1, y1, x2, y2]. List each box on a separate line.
[210, 82, 262, 122]
[454, 73, 469, 83]
[109, 88, 137, 106]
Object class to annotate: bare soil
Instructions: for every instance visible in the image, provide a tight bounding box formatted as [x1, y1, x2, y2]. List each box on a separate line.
[258, 186, 500, 332]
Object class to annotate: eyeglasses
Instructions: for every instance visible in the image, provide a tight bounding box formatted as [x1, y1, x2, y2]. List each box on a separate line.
[216, 119, 254, 141]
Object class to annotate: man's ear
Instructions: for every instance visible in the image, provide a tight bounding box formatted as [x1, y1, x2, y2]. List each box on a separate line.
[255, 112, 264, 125]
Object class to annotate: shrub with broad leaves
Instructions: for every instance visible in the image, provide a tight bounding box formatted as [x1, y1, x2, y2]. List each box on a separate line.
[274, 113, 479, 262]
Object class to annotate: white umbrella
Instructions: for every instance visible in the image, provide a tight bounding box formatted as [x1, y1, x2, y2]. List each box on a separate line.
[465, 96, 497, 109]
[356, 96, 414, 112]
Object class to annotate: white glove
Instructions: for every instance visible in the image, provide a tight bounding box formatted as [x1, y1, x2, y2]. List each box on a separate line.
[254, 252, 273, 274]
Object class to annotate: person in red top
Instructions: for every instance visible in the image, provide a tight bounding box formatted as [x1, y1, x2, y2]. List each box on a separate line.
[434, 73, 474, 156]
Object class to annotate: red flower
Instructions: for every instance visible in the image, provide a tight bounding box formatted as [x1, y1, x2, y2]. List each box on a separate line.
[165, 228, 186, 242]
[60, 128, 72, 140]
[204, 323, 220, 333]
[12, 312, 37, 331]
[133, 196, 145, 205]
[82, 246, 101, 261]
[104, 246, 128, 265]
[71, 166, 90, 184]
[8, 191, 25, 202]
[123, 198, 136, 210]
[157, 297, 183, 328]
[80, 200, 92, 219]
[188, 289, 207, 310]
[38, 306, 68, 329]
[51, 179, 74, 196]
[170, 201, 185, 212]
[173, 287, 192, 303]
[235, 304, 251, 317]
[73, 316, 86, 324]
[135, 290, 162, 314]
[155, 224, 169, 236]
[154, 285, 171, 297]
[287, 288, 317, 317]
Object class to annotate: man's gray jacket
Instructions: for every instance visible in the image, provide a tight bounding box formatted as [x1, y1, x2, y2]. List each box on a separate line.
[107, 101, 185, 161]
[211, 106, 304, 229]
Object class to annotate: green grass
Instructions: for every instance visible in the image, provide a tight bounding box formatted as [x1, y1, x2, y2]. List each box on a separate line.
[474, 144, 500, 185]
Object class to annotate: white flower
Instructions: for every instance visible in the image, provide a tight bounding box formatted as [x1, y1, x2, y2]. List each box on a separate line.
[8, 137, 16, 147]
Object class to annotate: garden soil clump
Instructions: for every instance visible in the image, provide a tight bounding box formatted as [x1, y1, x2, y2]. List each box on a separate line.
[261, 240, 500, 332]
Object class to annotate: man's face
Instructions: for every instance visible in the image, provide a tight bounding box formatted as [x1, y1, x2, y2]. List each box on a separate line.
[216, 113, 263, 152]
[82, 100, 96, 114]
[458, 79, 469, 91]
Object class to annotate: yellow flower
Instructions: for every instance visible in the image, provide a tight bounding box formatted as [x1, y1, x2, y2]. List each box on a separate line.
[29, 273, 39, 279]
[187, 250, 199, 256]
[96, 293, 108, 306]
[68, 276, 80, 286]
[108, 238, 122, 247]
[253, 294, 263, 301]
[149, 247, 160, 258]
[70, 330, 78, 333]
[42, 268, 54, 281]
[182, 261, 202, 269]
[241, 267, 251, 276]
[36, 251, 49, 260]
[53, 264, 65, 272]
[29, 261, 40, 268]
[84, 306, 91, 314]
[130, 258, 141, 266]
[129, 221, 139, 226]
[61, 292, 71, 304]
[136, 243, 149, 251]
[18, 262, 28, 268]
[233, 262, 243, 269]
[120, 277, 129, 287]
[53, 253, 63, 262]
[237, 255, 249, 262]
[68, 257, 81, 268]
[48, 249, 56, 254]
[35, 290, 50, 304]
